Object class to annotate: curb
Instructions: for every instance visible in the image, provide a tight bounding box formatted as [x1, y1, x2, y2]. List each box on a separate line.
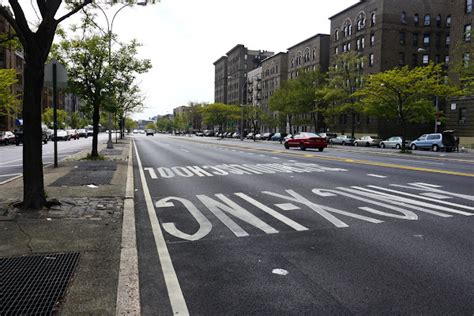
[116, 139, 141, 315]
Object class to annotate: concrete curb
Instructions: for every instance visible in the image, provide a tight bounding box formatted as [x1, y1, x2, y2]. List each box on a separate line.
[116, 139, 141, 315]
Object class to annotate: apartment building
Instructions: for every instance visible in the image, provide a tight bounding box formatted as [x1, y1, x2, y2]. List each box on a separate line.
[246, 67, 262, 107]
[214, 45, 273, 106]
[329, 0, 455, 138]
[288, 34, 330, 80]
[260, 53, 288, 133]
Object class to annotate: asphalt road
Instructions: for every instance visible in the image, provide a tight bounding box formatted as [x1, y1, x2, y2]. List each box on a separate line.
[133, 134, 474, 315]
[0, 133, 109, 184]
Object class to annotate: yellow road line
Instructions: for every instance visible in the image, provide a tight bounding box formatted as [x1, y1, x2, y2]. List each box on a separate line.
[171, 137, 474, 178]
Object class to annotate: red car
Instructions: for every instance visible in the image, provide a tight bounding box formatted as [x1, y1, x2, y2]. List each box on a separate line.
[284, 132, 327, 151]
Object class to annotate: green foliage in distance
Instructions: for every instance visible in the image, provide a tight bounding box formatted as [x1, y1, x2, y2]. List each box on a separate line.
[0, 68, 20, 118]
[155, 116, 173, 132]
[145, 123, 156, 130]
[125, 117, 138, 131]
[42, 108, 68, 129]
[200, 103, 240, 137]
[355, 63, 461, 150]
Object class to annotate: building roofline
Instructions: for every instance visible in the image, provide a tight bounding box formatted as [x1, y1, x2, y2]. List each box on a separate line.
[261, 52, 287, 63]
[213, 55, 228, 65]
[226, 44, 246, 55]
[328, 0, 365, 19]
[287, 33, 330, 50]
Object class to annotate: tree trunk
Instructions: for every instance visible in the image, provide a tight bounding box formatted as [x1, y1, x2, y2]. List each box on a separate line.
[351, 112, 356, 138]
[311, 112, 317, 133]
[91, 102, 100, 158]
[22, 60, 47, 209]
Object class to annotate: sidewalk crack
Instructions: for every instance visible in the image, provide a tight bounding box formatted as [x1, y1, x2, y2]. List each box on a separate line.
[15, 221, 33, 254]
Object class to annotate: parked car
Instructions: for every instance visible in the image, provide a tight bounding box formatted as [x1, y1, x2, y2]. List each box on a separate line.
[246, 132, 254, 139]
[354, 135, 382, 147]
[14, 128, 48, 145]
[318, 132, 338, 142]
[271, 132, 288, 141]
[379, 136, 409, 149]
[77, 129, 88, 138]
[203, 130, 215, 137]
[284, 132, 327, 151]
[409, 133, 445, 151]
[329, 135, 355, 146]
[67, 129, 79, 140]
[146, 129, 155, 136]
[254, 133, 262, 140]
[283, 134, 293, 142]
[53, 129, 70, 141]
[232, 132, 241, 139]
[195, 131, 204, 136]
[260, 132, 274, 140]
[0, 131, 16, 145]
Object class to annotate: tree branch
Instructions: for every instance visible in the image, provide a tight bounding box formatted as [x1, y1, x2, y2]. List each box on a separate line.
[55, 0, 92, 25]
[0, 3, 30, 46]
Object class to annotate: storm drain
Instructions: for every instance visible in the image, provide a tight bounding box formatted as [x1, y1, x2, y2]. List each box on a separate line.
[0, 252, 80, 315]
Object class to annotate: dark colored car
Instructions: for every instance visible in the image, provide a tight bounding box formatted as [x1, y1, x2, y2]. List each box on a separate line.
[203, 130, 215, 137]
[271, 132, 288, 141]
[318, 132, 338, 142]
[260, 132, 274, 140]
[284, 132, 327, 151]
[15, 128, 49, 145]
[0, 131, 16, 145]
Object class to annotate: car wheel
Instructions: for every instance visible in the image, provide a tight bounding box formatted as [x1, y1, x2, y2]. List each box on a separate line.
[4, 140, 8, 145]
[341, 141, 346, 146]
[318, 147, 324, 152]
[380, 143, 385, 148]
[300, 143, 306, 151]
[366, 142, 370, 147]
[411, 144, 417, 150]
[284, 142, 289, 149]
[354, 142, 358, 147]
[395, 144, 401, 149]
[432, 144, 439, 152]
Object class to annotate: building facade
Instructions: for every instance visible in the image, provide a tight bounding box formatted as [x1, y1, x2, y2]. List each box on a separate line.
[213, 56, 228, 104]
[246, 67, 262, 107]
[288, 34, 330, 80]
[329, 0, 455, 138]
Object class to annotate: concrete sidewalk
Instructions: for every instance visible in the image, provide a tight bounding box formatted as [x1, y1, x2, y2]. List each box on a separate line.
[0, 138, 132, 315]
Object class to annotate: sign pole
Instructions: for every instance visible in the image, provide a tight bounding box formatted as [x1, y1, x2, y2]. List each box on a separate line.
[53, 63, 58, 168]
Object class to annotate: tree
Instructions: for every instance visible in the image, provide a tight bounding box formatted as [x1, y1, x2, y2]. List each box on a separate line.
[67, 112, 82, 129]
[243, 105, 263, 140]
[0, 68, 20, 118]
[0, 1, 94, 209]
[320, 51, 366, 137]
[269, 80, 294, 133]
[145, 122, 155, 130]
[355, 63, 460, 151]
[125, 117, 137, 132]
[155, 116, 173, 133]
[42, 108, 67, 129]
[200, 103, 240, 138]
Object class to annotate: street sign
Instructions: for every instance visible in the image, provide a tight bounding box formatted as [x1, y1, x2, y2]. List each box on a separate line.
[44, 59, 68, 88]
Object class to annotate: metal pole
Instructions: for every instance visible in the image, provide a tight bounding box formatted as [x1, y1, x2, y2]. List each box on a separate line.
[53, 63, 58, 168]
[434, 96, 439, 133]
[106, 29, 114, 149]
[240, 105, 244, 140]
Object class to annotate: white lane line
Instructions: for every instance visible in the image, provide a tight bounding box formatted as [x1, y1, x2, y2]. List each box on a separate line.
[288, 160, 297, 162]
[0, 172, 21, 178]
[259, 155, 266, 157]
[0, 164, 22, 168]
[133, 141, 189, 315]
[248, 152, 254, 155]
[367, 174, 387, 178]
[180, 149, 190, 153]
[271, 157, 280, 160]
[0, 174, 22, 185]
[0, 158, 22, 166]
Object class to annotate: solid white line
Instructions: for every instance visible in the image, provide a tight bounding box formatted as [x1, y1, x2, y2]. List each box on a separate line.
[0, 172, 21, 178]
[116, 142, 141, 315]
[180, 149, 190, 153]
[367, 174, 387, 178]
[0, 158, 22, 166]
[0, 164, 22, 168]
[133, 141, 189, 315]
[0, 174, 22, 185]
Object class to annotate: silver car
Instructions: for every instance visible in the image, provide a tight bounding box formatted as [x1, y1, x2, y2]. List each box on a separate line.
[354, 135, 382, 147]
[379, 136, 410, 149]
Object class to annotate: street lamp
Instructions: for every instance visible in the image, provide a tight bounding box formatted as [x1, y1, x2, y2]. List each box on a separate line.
[417, 47, 440, 133]
[93, 1, 147, 149]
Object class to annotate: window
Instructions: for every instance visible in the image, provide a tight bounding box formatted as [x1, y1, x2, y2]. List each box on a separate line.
[446, 33, 451, 46]
[343, 43, 347, 52]
[369, 53, 374, 66]
[424, 33, 430, 46]
[414, 14, 419, 25]
[399, 53, 405, 66]
[371, 13, 376, 26]
[335, 47, 339, 54]
[463, 53, 470, 68]
[347, 42, 351, 51]
[356, 38, 361, 50]
[343, 20, 352, 37]
[435, 55, 440, 64]
[370, 33, 375, 46]
[424, 14, 431, 26]
[445, 55, 450, 65]
[467, 0, 473, 13]
[361, 37, 365, 48]
[436, 15, 441, 27]
[335, 30, 339, 41]
[400, 32, 406, 45]
[459, 107, 467, 124]
[401, 11, 407, 24]
[423, 54, 429, 65]
[413, 33, 419, 46]
[464, 24, 472, 41]
[446, 15, 452, 27]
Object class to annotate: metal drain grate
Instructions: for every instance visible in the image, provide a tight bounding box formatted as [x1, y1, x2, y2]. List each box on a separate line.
[0, 252, 80, 315]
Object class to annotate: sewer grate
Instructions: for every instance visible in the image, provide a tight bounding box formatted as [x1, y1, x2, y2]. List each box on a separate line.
[0, 252, 80, 315]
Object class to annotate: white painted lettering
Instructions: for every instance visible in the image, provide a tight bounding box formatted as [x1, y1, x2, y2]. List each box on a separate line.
[157, 167, 175, 178]
[144, 167, 158, 179]
[171, 167, 194, 178]
[186, 166, 214, 177]
[204, 166, 228, 176]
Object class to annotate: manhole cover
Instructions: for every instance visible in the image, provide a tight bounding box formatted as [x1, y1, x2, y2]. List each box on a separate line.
[0, 252, 80, 315]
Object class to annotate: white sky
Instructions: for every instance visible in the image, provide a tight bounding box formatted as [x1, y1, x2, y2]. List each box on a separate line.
[14, 0, 358, 120]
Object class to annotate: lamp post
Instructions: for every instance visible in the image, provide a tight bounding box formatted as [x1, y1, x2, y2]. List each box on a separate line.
[94, 2, 147, 149]
[417, 47, 439, 133]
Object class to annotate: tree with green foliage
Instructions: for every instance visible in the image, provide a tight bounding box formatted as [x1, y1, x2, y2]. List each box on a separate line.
[320, 51, 366, 137]
[200, 103, 240, 138]
[145, 122, 156, 130]
[269, 80, 294, 133]
[355, 63, 460, 151]
[125, 117, 138, 132]
[155, 116, 173, 133]
[243, 105, 263, 140]
[42, 108, 68, 129]
[67, 112, 83, 129]
[0, 68, 20, 118]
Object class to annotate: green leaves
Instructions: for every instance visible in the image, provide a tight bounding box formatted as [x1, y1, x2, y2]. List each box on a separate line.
[200, 103, 240, 130]
[0, 68, 20, 117]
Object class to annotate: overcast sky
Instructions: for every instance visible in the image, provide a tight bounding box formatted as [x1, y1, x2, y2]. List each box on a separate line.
[15, 0, 358, 120]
